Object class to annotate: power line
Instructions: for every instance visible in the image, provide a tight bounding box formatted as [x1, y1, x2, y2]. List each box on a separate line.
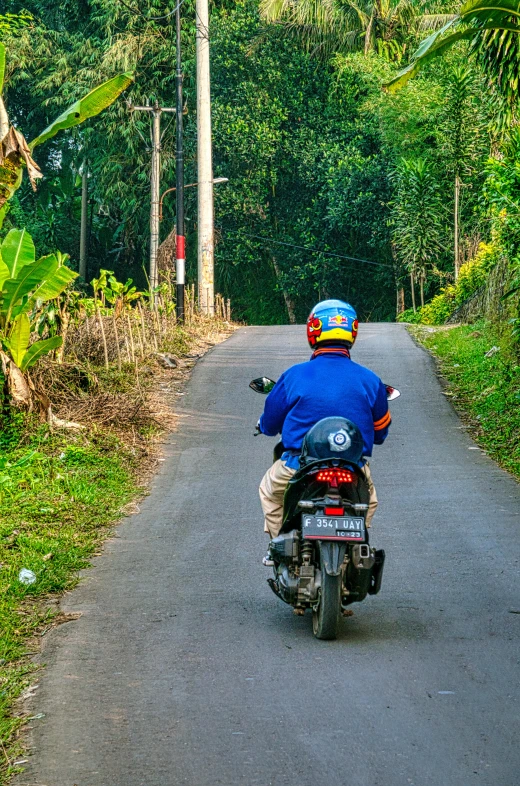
[224, 231, 391, 268]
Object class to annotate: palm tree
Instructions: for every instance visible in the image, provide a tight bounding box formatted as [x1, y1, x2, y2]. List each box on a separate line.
[385, 0, 520, 115]
[259, 0, 451, 59]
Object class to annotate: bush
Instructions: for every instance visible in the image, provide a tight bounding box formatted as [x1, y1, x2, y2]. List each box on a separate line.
[396, 307, 423, 323]
[420, 285, 457, 324]
[402, 242, 500, 326]
[456, 242, 497, 305]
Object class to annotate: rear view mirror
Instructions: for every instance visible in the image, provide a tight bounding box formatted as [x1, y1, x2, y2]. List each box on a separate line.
[249, 377, 276, 394]
[386, 385, 401, 401]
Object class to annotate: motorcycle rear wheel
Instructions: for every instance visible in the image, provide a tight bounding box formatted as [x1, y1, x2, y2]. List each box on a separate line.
[312, 572, 341, 640]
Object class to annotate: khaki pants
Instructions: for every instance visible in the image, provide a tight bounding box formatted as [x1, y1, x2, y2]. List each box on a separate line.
[259, 460, 378, 539]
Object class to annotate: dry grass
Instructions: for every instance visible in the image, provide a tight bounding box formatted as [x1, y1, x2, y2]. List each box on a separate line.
[31, 310, 235, 437]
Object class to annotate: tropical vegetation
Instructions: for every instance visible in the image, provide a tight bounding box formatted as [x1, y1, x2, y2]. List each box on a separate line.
[0, 0, 520, 780]
[1, 0, 517, 331]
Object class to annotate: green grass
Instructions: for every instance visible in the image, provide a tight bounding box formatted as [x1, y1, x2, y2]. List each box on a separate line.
[0, 414, 139, 781]
[411, 321, 520, 478]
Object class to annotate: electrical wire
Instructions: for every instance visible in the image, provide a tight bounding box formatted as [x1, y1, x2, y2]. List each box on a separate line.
[116, 0, 187, 22]
[224, 231, 391, 268]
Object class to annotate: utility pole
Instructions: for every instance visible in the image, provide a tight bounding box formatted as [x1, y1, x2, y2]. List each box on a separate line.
[129, 101, 174, 306]
[196, 0, 215, 315]
[79, 160, 88, 280]
[175, 3, 185, 323]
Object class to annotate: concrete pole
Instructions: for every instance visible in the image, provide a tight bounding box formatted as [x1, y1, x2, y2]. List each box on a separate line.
[150, 105, 161, 303]
[176, 4, 185, 323]
[79, 161, 88, 280]
[196, 0, 214, 315]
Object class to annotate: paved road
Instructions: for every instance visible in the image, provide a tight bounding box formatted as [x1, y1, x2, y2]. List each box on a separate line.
[19, 325, 520, 786]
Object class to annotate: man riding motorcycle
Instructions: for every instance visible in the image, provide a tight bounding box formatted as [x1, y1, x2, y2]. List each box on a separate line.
[257, 300, 391, 565]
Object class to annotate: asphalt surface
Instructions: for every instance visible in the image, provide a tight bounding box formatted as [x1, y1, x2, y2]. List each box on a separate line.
[18, 324, 520, 786]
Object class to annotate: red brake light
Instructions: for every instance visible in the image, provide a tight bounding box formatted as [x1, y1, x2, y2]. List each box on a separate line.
[325, 507, 344, 515]
[316, 469, 354, 484]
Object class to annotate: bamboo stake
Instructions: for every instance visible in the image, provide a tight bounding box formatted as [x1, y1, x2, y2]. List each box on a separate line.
[127, 313, 136, 362]
[123, 327, 131, 364]
[95, 300, 109, 370]
[135, 313, 145, 359]
[137, 300, 148, 355]
[152, 309, 161, 349]
[112, 315, 122, 371]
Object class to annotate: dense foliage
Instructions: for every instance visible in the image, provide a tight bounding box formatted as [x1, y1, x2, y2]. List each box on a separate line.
[0, 0, 518, 329]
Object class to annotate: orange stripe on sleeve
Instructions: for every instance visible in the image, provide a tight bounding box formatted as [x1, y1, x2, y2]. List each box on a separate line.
[374, 410, 391, 427]
[374, 412, 391, 431]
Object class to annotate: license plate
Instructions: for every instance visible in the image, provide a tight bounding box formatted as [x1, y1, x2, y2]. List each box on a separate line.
[302, 514, 366, 541]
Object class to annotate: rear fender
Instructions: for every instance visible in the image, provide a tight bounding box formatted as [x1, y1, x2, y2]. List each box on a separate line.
[281, 463, 368, 534]
[318, 541, 347, 577]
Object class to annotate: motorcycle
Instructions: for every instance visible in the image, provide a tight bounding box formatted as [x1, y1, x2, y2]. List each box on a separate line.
[250, 377, 400, 640]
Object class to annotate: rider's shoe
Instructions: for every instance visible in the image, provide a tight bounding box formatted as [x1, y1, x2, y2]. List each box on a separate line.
[262, 553, 274, 567]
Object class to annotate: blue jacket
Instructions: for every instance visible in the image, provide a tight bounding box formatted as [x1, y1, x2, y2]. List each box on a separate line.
[259, 348, 391, 469]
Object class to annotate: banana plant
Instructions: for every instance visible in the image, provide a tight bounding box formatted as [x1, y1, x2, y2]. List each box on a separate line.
[91, 269, 143, 310]
[0, 40, 133, 223]
[0, 228, 77, 371]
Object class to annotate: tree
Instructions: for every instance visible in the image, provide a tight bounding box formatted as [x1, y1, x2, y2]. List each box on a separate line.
[392, 157, 445, 309]
[259, 0, 450, 59]
[0, 38, 132, 410]
[438, 65, 490, 278]
[385, 0, 520, 121]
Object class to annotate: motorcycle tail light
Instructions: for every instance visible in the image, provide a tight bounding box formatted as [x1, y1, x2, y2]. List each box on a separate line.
[325, 507, 344, 515]
[316, 469, 354, 484]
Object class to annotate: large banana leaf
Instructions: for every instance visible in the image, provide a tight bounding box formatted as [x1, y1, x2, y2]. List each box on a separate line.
[26, 262, 78, 309]
[0, 255, 9, 292]
[411, 17, 459, 59]
[7, 312, 31, 368]
[384, 0, 520, 92]
[30, 72, 134, 150]
[20, 335, 63, 371]
[0, 204, 7, 232]
[1, 228, 35, 277]
[460, 0, 520, 19]
[385, 29, 474, 91]
[385, 20, 520, 91]
[1, 254, 59, 323]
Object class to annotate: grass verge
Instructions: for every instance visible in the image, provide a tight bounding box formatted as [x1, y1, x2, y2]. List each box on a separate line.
[410, 320, 520, 479]
[0, 417, 140, 779]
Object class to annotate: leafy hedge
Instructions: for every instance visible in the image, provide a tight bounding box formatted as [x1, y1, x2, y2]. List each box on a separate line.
[398, 242, 498, 325]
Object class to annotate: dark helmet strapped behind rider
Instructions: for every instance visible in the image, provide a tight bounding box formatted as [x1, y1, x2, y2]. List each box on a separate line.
[306, 299, 358, 350]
